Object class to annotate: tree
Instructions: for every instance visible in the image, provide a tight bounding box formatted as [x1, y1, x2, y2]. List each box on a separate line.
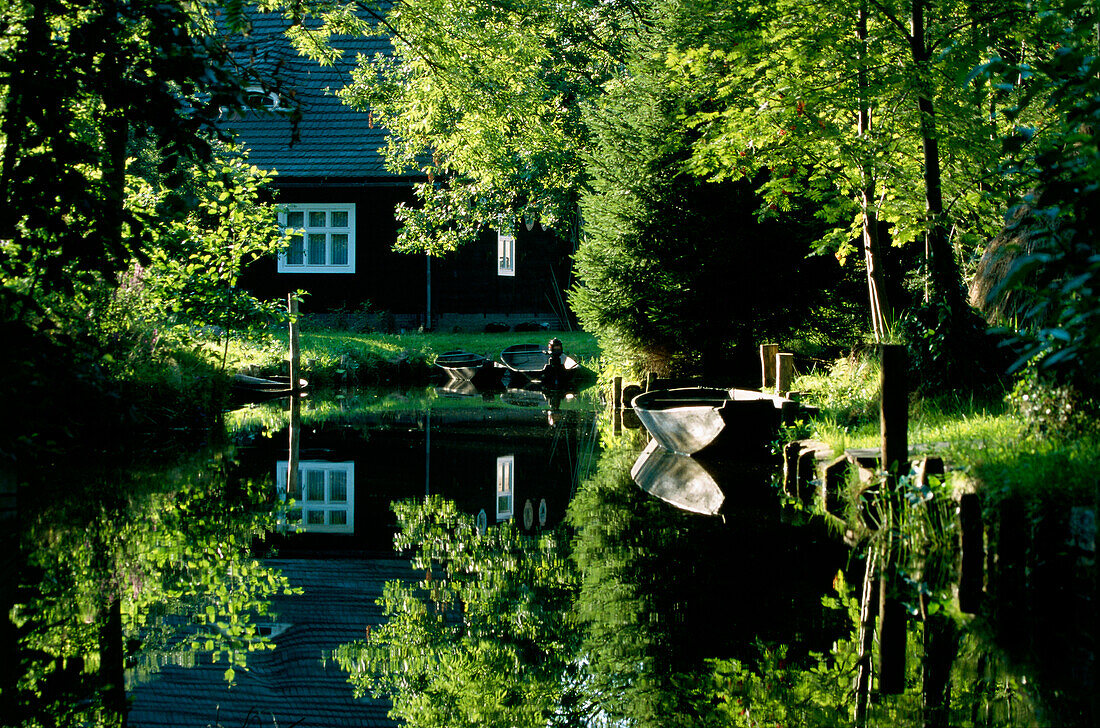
[969, 0, 1100, 412]
[571, 26, 840, 376]
[334, 496, 581, 728]
[0, 0, 242, 315]
[116, 148, 290, 372]
[287, 0, 629, 254]
[668, 0, 1025, 345]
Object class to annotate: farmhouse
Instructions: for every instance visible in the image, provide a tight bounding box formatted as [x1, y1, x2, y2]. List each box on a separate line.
[223, 10, 574, 330]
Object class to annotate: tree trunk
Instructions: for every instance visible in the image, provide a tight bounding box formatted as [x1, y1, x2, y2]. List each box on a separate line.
[910, 0, 967, 314]
[859, 0, 891, 341]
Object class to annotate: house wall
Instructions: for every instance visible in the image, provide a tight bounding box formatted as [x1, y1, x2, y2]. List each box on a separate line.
[241, 184, 575, 328]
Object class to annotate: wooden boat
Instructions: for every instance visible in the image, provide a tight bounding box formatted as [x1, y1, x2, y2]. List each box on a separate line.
[231, 374, 308, 400]
[434, 350, 498, 382]
[631, 439, 725, 515]
[630, 387, 795, 458]
[499, 343, 579, 387]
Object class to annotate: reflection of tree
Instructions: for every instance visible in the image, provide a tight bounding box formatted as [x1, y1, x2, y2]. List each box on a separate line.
[568, 443, 729, 728]
[568, 441, 1044, 728]
[335, 495, 579, 728]
[6, 453, 296, 725]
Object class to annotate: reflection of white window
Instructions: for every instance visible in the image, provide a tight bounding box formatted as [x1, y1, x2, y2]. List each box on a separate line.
[245, 84, 284, 111]
[496, 455, 514, 522]
[278, 204, 356, 274]
[276, 460, 354, 533]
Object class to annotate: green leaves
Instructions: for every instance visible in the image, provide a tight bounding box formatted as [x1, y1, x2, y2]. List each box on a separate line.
[337, 495, 577, 727]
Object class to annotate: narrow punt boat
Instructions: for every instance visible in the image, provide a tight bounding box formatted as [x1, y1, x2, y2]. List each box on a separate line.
[231, 374, 308, 401]
[434, 350, 501, 384]
[630, 387, 794, 458]
[499, 343, 579, 387]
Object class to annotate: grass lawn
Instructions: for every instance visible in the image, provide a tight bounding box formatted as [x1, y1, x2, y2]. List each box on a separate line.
[222, 327, 601, 385]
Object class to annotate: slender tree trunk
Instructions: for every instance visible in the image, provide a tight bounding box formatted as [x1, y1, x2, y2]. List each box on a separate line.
[859, 0, 891, 341]
[910, 0, 966, 314]
[99, 0, 129, 268]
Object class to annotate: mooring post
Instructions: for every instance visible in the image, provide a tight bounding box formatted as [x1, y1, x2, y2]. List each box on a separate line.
[612, 376, 623, 410]
[776, 352, 794, 395]
[760, 343, 779, 390]
[879, 344, 908, 483]
[288, 294, 300, 393]
[958, 492, 984, 613]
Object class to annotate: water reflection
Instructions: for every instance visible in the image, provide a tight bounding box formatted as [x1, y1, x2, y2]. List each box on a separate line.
[3, 384, 1094, 727]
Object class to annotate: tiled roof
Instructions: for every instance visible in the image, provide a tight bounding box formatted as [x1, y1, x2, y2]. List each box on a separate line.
[128, 558, 413, 727]
[220, 11, 404, 181]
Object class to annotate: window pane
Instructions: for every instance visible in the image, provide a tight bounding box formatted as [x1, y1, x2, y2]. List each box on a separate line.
[306, 510, 325, 525]
[306, 471, 325, 501]
[329, 471, 348, 502]
[287, 211, 303, 228]
[329, 510, 348, 526]
[286, 235, 304, 265]
[330, 210, 348, 227]
[308, 234, 326, 265]
[331, 234, 348, 266]
[287, 509, 302, 523]
[309, 211, 326, 227]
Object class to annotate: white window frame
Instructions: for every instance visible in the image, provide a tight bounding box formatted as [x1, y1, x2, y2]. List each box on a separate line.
[278, 203, 356, 274]
[276, 460, 355, 534]
[496, 455, 515, 522]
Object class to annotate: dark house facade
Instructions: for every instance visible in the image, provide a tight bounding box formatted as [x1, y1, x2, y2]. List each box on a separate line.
[225, 13, 574, 330]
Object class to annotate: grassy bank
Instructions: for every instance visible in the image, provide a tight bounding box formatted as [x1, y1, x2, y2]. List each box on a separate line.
[221, 329, 602, 387]
[792, 352, 1098, 510]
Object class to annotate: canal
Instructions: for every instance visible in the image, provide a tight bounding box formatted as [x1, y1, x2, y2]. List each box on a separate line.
[2, 382, 1094, 726]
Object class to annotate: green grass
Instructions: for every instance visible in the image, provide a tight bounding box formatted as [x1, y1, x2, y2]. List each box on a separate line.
[218, 328, 601, 386]
[795, 351, 1097, 508]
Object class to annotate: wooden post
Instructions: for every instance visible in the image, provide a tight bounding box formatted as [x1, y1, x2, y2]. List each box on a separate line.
[776, 352, 794, 395]
[288, 392, 301, 504]
[958, 492, 984, 613]
[760, 343, 779, 390]
[288, 294, 300, 393]
[879, 344, 908, 482]
[877, 573, 908, 694]
[612, 376, 623, 410]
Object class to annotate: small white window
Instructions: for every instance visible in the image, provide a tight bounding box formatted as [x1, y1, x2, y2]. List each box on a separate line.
[278, 203, 356, 274]
[496, 455, 515, 522]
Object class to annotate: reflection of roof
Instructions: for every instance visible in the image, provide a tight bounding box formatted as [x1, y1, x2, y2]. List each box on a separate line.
[219, 11, 407, 182]
[127, 558, 411, 727]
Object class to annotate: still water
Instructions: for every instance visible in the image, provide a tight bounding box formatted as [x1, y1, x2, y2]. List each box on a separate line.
[2, 384, 1094, 727]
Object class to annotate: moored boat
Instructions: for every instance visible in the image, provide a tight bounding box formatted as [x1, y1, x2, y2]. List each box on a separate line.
[434, 350, 503, 386]
[499, 342, 579, 387]
[630, 387, 799, 458]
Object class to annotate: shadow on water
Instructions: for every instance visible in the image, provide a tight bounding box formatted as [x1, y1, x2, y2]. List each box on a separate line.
[2, 383, 1095, 727]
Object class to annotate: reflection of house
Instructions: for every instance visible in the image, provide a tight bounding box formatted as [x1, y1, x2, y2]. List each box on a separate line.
[127, 559, 409, 727]
[223, 11, 574, 328]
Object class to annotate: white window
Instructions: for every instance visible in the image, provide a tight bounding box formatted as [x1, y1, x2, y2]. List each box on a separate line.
[278, 203, 356, 273]
[496, 455, 514, 522]
[276, 460, 355, 533]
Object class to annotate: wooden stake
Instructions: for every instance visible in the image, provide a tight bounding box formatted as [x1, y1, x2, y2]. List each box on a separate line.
[879, 344, 908, 481]
[612, 376, 623, 410]
[760, 343, 779, 390]
[288, 294, 300, 393]
[958, 492, 984, 613]
[776, 352, 794, 395]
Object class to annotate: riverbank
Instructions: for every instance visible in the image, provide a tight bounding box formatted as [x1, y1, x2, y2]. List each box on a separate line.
[221, 329, 602, 387]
